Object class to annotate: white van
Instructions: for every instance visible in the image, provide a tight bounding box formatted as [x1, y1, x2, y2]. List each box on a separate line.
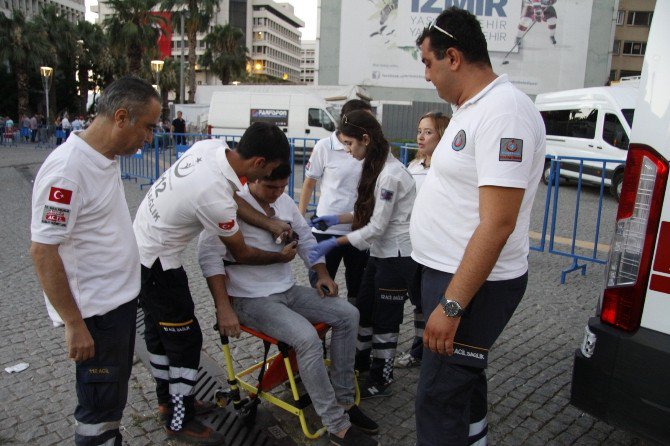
[570, 3, 670, 443]
[535, 86, 636, 199]
[207, 91, 337, 147]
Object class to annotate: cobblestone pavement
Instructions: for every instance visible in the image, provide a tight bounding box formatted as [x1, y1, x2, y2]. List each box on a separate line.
[0, 145, 653, 445]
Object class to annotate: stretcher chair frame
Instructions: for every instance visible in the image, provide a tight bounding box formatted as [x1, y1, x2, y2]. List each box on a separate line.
[217, 322, 360, 439]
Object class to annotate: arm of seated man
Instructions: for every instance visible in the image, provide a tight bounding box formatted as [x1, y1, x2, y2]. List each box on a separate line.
[234, 193, 292, 240]
[312, 263, 338, 297]
[205, 274, 241, 338]
[219, 230, 297, 265]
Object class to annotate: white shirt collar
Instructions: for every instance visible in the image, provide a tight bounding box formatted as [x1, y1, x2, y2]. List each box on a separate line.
[456, 74, 509, 111]
[216, 147, 245, 192]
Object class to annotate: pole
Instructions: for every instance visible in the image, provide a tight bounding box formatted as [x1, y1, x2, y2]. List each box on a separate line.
[180, 12, 185, 104]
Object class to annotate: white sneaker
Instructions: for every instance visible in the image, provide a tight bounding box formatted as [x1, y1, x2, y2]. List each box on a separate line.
[395, 352, 421, 368]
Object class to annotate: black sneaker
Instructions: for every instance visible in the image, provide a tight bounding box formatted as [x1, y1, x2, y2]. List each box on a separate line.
[329, 425, 379, 446]
[359, 381, 392, 400]
[165, 418, 225, 445]
[346, 405, 379, 435]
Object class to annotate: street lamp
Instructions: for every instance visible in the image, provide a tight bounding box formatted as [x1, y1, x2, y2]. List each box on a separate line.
[151, 59, 165, 88]
[40, 66, 53, 125]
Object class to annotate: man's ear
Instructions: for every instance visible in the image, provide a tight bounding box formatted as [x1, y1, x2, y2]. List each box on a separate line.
[251, 156, 267, 168]
[445, 47, 462, 70]
[114, 108, 129, 127]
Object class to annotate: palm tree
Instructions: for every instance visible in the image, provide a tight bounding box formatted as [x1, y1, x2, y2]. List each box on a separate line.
[157, 58, 178, 120]
[161, 0, 219, 103]
[35, 5, 79, 116]
[199, 24, 248, 85]
[104, 0, 166, 76]
[0, 11, 52, 117]
[76, 21, 110, 115]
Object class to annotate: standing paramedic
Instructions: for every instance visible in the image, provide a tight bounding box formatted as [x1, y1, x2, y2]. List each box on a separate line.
[30, 77, 161, 445]
[297, 99, 374, 302]
[133, 122, 296, 445]
[411, 7, 545, 446]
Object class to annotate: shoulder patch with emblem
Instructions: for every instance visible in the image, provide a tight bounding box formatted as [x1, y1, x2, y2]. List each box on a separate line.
[42, 205, 70, 226]
[452, 129, 466, 151]
[380, 188, 394, 201]
[499, 138, 523, 162]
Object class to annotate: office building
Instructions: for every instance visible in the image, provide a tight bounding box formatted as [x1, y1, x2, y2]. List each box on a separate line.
[1, 0, 85, 22]
[610, 0, 656, 82]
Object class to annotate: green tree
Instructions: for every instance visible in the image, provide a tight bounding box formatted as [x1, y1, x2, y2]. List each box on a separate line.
[104, 0, 166, 76]
[35, 5, 79, 118]
[0, 11, 52, 118]
[199, 24, 248, 85]
[161, 0, 219, 103]
[76, 21, 110, 115]
[156, 58, 178, 120]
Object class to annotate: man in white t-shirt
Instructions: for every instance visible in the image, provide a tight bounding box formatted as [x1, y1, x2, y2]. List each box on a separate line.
[30, 77, 161, 446]
[133, 122, 295, 444]
[411, 8, 546, 445]
[298, 99, 373, 301]
[198, 164, 380, 446]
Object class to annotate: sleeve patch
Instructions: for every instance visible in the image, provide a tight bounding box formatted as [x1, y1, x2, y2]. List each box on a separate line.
[42, 206, 70, 226]
[380, 188, 394, 201]
[499, 138, 523, 162]
[48, 187, 73, 205]
[218, 219, 236, 230]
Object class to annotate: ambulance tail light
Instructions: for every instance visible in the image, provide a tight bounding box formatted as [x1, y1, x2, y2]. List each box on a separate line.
[601, 145, 668, 331]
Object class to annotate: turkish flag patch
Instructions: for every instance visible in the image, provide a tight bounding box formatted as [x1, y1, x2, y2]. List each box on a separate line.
[48, 187, 73, 205]
[219, 219, 235, 230]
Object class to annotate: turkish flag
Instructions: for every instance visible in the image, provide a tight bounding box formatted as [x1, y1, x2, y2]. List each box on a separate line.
[219, 219, 235, 231]
[48, 187, 73, 205]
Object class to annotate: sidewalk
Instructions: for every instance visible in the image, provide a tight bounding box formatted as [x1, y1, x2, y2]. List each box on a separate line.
[0, 144, 648, 445]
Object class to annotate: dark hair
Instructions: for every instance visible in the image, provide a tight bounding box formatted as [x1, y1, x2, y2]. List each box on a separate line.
[339, 110, 389, 230]
[340, 99, 372, 122]
[415, 7, 491, 67]
[96, 77, 161, 124]
[237, 122, 290, 163]
[263, 163, 291, 181]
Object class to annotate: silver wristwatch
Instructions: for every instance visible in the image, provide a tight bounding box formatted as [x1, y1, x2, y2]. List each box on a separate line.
[439, 296, 464, 318]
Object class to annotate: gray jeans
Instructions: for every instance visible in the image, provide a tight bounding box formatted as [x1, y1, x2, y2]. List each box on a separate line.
[232, 285, 359, 434]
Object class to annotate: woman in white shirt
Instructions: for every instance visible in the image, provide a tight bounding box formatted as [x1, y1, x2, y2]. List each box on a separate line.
[309, 110, 417, 399]
[396, 111, 450, 369]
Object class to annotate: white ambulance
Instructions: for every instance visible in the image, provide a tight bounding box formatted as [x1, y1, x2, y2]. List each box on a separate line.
[570, 3, 670, 443]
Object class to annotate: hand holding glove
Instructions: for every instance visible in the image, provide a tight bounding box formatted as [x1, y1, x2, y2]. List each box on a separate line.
[309, 214, 340, 231]
[308, 238, 339, 264]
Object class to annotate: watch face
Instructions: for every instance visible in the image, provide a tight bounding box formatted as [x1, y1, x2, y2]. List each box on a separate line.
[444, 300, 459, 316]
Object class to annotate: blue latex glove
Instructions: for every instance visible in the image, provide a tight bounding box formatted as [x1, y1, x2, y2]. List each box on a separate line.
[308, 238, 339, 264]
[309, 214, 340, 230]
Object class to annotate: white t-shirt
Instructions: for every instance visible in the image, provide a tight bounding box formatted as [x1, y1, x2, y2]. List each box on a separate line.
[348, 153, 416, 258]
[305, 132, 362, 235]
[410, 74, 546, 280]
[61, 117, 71, 130]
[133, 139, 243, 270]
[31, 132, 140, 325]
[197, 186, 322, 298]
[407, 159, 429, 192]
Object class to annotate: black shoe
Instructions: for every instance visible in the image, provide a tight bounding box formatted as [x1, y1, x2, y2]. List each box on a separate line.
[550, 36, 557, 45]
[359, 381, 392, 400]
[346, 405, 379, 435]
[165, 418, 225, 445]
[329, 425, 379, 446]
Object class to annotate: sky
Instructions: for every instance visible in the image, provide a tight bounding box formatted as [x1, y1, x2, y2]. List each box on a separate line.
[84, 0, 317, 40]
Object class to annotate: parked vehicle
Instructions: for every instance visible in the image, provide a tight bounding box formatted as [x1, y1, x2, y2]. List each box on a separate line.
[207, 91, 337, 150]
[535, 85, 636, 199]
[570, 3, 670, 443]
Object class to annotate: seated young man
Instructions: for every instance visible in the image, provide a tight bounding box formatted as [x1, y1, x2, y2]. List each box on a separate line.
[197, 164, 380, 446]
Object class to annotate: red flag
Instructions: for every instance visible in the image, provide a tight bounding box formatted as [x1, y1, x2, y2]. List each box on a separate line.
[48, 187, 73, 205]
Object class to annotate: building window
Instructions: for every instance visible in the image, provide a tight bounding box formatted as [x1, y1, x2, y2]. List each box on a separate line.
[612, 40, 620, 55]
[626, 11, 653, 26]
[616, 10, 625, 25]
[622, 41, 646, 56]
[609, 70, 617, 82]
[620, 70, 641, 78]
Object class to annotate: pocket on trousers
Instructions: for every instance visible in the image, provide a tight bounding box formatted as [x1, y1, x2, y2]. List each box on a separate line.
[77, 365, 120, 411]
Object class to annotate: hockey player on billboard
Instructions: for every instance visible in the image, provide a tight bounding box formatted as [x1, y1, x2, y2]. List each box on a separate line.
[516, 0, 558, 49]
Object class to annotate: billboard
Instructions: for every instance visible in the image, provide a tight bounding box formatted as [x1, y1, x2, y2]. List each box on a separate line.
[338, 0, 595, 96]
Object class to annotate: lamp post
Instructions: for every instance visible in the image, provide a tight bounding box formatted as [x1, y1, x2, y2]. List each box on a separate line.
[179, 11, 185, 104]
[40, 66, 53, 126]
[151, 59, 165, 88]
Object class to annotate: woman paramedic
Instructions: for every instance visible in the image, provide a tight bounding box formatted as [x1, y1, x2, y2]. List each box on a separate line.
[308, 110, 417, 399]
[396, 111, 450, 369]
